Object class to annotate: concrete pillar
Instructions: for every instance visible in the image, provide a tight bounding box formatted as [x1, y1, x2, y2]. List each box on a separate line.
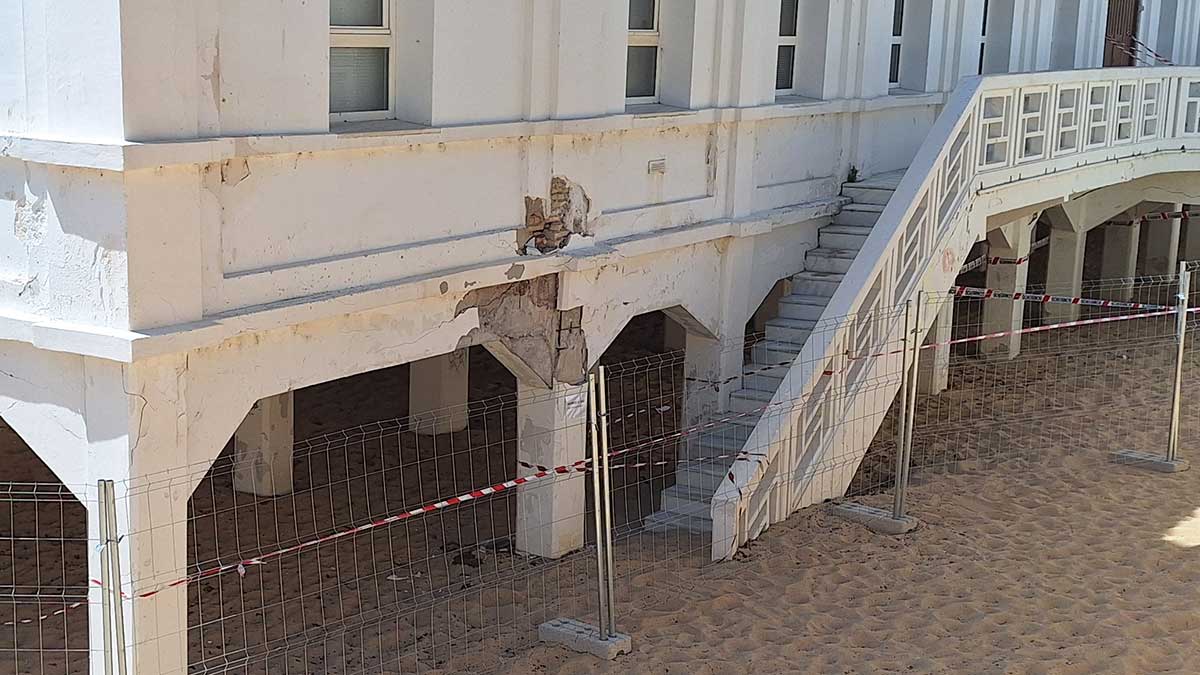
[1141, 203, 1183, 275]
[409, 349, 469, 435]
[683, 332, 743, 426]
[1182, 207, 1200, 263]
[982, 221, 1031, 359]
[232, 392, 295, 496]
[918, 299, 953, 395]
[1044, 227, 1086, 323]
[1100, 222, 1140, 301]
[514, 380, 588, 559]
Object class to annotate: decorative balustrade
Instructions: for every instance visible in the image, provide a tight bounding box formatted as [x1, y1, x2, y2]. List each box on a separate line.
[711, 66, 1200, 560]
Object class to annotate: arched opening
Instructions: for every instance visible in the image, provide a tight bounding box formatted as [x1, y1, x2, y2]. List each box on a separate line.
[0, 418, 89, 674]
[185, 345, 548, 672]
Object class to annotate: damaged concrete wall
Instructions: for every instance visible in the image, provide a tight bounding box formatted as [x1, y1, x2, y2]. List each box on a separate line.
[519, 176, 593, 255]
[455, 275, 588, 386]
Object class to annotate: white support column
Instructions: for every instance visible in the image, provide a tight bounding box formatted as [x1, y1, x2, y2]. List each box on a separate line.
[918, 299, 953, 395]
[1044, 227, 1086, 323]
[514, 380, 588, 559]
[84, 357, 195, 675]
[683, 332, 743, 427]
[1142, 203, 1183, 276]
[1184, 207, 1200, 263]
[982, 221, 1031, 359]
[232, 392, 295, 496]
[1101, 222, 1140, 301]
[409, 349, 470, 435]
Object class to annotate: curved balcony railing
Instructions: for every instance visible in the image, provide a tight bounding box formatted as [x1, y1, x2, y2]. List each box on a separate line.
[711, 66, 1200, 560]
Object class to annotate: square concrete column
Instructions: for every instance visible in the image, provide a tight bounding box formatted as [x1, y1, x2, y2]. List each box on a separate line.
[1100, 223, 1140, 301]
[409, 349, 469, 435]
[515, 380, 588, 559]
[682, 332, 743, 427]
[1182, 207, 1200, 263]
[1044, 228, 1086, 323]
[918, 299, 953, 395]
[232, 392, 295, 496]
[1141, 203, 1183, 275]
[982, 224, 1031, 359]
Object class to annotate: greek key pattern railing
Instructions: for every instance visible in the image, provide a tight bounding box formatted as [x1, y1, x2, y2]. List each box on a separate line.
[711, 67, 1200, 560]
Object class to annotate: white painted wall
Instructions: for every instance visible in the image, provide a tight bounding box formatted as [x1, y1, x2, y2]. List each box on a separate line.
[0, 0, 1118, 336]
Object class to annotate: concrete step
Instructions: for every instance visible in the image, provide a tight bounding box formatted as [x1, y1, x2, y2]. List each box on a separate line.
[805, 247, 859, 274]
[675, 459, 735, 493]
[819, 225, 873, 250]
[729, 389, 774, 414]
[643, 509, 713, 534]
[661, 483, 715, 512]
[791, 271, 844, 297]
[679, 429, 747, 460]
[778, 293, 830, 321]
[700, 413, 758, 439]
[764, 317, 815, 344]
[842, 185, 895, 205]
[749, 340, 803, 368]
[743, 362, 788, 391]
[845, 169, 906, 191]
[833, 203, 885, 228]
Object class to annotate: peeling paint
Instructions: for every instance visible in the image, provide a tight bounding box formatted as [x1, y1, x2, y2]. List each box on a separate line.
[220, 158, 252, 187]
[517, 176, 594, 255]
[505, 264, 525, 280]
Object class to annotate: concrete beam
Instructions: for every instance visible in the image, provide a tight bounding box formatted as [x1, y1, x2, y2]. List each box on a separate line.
[409, 350, 470, 435]
[232, 392, 295, 496]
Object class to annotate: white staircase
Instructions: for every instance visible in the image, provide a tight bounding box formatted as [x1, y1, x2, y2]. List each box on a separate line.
[644, 172, 905, 534]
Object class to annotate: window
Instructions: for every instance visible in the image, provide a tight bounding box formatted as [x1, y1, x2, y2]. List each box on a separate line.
[889, 0, 904, 87]
[330, 0, 393, 121]
[626, 0, 660, 103]
[978, 0, 990, 74]
[776, 0, 800, 92]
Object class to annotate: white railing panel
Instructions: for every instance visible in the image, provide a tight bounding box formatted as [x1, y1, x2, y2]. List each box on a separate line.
[711, 66, 1200, 561]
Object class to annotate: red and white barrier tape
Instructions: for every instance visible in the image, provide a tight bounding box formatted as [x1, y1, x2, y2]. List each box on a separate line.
[19, 302, 1187, 621]
[959, 237, 1049, 273]
[1, 600, 88, 626]
[950, 285, 1173, 311]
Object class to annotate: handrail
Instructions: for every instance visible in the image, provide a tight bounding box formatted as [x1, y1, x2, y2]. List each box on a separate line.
[711, 66, 1200, 560]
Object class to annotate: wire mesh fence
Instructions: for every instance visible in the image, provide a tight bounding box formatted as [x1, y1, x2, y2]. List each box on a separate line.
[8, 267, 1200, 673]
[0, 483, 93, 675]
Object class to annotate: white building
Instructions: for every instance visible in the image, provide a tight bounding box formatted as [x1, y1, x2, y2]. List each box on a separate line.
[4, 0, 1200, 672]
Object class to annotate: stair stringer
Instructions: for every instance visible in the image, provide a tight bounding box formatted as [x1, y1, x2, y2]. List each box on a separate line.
[709, 63, 1200, 559]
[709, 80, 986, 561]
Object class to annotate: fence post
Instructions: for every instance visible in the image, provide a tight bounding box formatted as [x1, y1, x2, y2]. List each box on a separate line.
[1167, 261, 1191, 464]
[893, 294, 922, 521]
[597, 366, 617, 635]
[96, 480, 128, 675]
[829, 299, 920, 534]
[106, 481, 128, 675]
[97, 481, 114, 675]
[538, 372, 631, 659]
[1112, 263, 1191, 472]
[586, 371, 609, 640]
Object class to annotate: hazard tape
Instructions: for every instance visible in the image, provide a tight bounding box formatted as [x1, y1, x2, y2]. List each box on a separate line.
[958, 237, 1049, 273]
[950, 285, 1174, 311]
[26, 301, 1184, 616]
[1, 600, 89, 627]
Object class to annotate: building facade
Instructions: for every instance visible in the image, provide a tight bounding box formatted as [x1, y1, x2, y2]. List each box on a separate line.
[4, 1, 1200, 672]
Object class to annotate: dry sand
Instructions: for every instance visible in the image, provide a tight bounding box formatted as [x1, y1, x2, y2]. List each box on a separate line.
[493, 451, 1200, 674]
[7, 310, 1200, 674]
